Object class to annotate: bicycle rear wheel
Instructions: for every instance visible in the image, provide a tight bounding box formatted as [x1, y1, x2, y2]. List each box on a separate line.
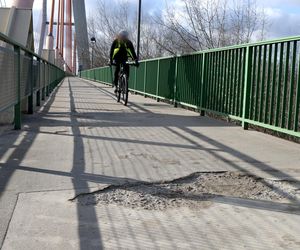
[121, 75, 129, 106]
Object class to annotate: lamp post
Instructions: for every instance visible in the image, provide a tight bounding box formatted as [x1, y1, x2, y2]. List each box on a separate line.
[137, 0, 142, 60]
[90, 37, 96, 68]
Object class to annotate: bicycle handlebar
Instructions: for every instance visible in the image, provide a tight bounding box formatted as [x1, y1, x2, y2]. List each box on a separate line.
[109, 61, 139, 67]
[126, 61, 139, 66]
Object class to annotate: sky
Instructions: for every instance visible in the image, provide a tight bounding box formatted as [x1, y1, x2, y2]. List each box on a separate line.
[4, 0, 300, 43]
[85, 0, 300, 39]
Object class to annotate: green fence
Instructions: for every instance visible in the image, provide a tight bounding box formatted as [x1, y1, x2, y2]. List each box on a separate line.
[0, 32, 65, 129]
[81, 35, 300, 138]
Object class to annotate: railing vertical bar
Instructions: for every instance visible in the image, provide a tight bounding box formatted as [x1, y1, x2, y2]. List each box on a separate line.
[144, 61, 147, 96]
[14, 45, 21, 130]
[294, 48, 300, 131]
[208, 53, 214, 109]
[237, 49, 244, 116]
[210, 53, 215, 110]
[212, 52, 217, 110]
[133, 65, 137, 92]
[230, 50, 235, 113]
[281, 41, 290, 128]
[156, 59, 160, 101]
[200, 53, 206, 115]
[270, 43, 278, 124]
[223, 50, 228, 113]
[46, 63, 49, 93]
[174, 56, 178, 107]
[275, 42, 284, 127]
[255, 46, 262, 121]
[265, 44, 273, 123]
[259, 45, 267, 122]
[217, 51, 224, 112]
[196, 55, 201, 106]
[206, 53, 211, 109]
[218, 50, 229, 113]
[185, 57, 189, 104]
[233, 49, 239, 115]
[288, 41, 297, 129]
[249, 46, 257, 120]
[229, 49, 235, 114]
[229, 50, 235, 114]
[224, 50, 230, 113]
[215, 52, 220, 111]
[36, 59, 41, 106]
[242, 46, 253, 129]
[42, 62, 46, 101]
[28, 55, 34, 114]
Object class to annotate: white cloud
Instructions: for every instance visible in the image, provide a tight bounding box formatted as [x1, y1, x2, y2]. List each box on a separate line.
[266, 11, 300, 38]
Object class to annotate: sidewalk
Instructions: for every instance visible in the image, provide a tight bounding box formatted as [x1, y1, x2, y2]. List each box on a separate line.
[0, 77, 299, 249]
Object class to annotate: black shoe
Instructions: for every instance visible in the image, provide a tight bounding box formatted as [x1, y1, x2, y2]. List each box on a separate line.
[114, 87, 118, 94]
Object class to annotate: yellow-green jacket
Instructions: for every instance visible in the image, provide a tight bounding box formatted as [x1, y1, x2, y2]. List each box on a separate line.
[110, 39, 137, 62]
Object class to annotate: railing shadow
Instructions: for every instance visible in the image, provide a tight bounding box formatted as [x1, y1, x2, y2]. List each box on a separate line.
[67, 78, 104, 249]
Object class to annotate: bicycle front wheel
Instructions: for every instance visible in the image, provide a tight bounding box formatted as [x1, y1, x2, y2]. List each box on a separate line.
[117, 78, 121, 102]
[121, 75, 129, 106]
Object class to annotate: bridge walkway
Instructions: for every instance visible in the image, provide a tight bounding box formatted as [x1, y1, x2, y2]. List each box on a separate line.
[0, 77, 299, 249]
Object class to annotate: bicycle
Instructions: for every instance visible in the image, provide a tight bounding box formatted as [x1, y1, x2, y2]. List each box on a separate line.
[110, 61, 138, 106]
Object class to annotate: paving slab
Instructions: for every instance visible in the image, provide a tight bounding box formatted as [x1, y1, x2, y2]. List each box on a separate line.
[0, 77, 300, 248]
[2, 190, 300, 250]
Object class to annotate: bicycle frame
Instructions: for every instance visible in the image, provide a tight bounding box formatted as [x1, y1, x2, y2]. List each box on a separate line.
[111, 61, 138, 106]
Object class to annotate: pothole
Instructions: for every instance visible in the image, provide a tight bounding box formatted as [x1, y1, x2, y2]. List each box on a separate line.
[71, 171, 300, 210]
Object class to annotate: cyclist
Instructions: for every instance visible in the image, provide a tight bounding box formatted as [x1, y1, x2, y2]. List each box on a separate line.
[109, 30, 139, 93]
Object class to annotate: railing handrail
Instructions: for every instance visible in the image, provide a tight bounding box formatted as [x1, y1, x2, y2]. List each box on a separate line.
[188, 35, 300, 55]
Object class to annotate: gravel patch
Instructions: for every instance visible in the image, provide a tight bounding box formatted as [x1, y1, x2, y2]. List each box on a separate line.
[72, 171, 300, 210]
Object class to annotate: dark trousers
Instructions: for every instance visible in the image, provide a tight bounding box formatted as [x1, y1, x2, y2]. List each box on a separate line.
[114, 62, 130, 85]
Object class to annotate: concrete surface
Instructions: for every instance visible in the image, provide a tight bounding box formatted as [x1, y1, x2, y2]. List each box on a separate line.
[0, 77, 300, 249]
[3, 190, 300, 250]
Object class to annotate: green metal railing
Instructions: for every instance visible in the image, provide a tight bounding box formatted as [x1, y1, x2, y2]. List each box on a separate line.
[81, 35, 300, 138]
[0, 32, 65, 129]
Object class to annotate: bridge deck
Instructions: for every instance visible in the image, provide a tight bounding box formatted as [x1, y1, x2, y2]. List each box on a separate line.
[0, 77, 299, 249]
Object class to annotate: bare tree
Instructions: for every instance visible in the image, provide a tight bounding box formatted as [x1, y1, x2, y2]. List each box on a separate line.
[152, 0, 267, 54]
[88, 0, 267, 65]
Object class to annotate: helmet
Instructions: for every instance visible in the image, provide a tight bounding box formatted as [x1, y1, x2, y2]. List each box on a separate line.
[118, 30, 129, 39]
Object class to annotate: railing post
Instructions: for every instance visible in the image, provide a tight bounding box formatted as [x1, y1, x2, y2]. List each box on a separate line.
[144, 61, 147, 97]
[49, 66, 51, 92]
[294, 52, 300, 131]
[14, 45, 21, 130]
[36, 59, 41, 106]
[134, 66, 137, 94]
[42, 61, 46, 100]
[55, 68, 58, 88]
[156, 59, 160, 102]
[46, 64, 49, 96]
[242, 46, 253, 130]
[174, 56, 178, 107]
[200, 53, 206, 116]
[28, 55, 34, 114]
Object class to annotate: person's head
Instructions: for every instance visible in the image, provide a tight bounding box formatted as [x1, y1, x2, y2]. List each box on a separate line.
[117, 30, 129, 40]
